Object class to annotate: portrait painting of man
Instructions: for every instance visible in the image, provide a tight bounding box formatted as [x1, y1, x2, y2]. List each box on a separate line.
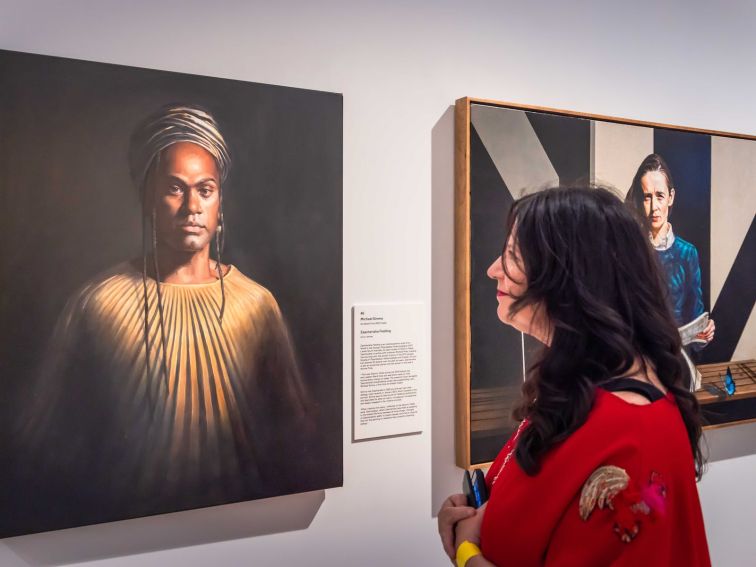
[0, 50, 342, 537]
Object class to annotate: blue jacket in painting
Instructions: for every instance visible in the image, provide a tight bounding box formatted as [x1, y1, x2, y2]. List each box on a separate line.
[653, 224, 705, 328]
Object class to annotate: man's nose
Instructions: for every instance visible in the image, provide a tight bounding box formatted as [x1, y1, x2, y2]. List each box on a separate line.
[185, 188, 202, 214]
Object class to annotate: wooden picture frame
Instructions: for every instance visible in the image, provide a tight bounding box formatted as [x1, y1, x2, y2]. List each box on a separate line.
[454, 97, 756, 469]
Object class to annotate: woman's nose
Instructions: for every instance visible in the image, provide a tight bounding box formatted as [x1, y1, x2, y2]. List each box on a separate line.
[487, 257, 503, 280]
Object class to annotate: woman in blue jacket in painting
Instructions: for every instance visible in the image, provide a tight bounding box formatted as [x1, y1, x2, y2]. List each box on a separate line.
[625, 154, 715, 346]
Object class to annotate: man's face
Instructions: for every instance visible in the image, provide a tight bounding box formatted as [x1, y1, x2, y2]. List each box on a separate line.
[640, 170, 675, 233]
[150, 142, 221, 253]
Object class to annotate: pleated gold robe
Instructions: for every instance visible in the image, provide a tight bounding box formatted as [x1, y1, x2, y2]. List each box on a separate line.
[23, 261, 312, 522]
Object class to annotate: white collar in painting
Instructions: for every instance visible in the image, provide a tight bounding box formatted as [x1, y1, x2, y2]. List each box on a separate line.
[651, 223, 675, 251]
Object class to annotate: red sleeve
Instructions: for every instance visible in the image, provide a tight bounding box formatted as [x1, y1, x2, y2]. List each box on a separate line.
[543, 471, 632, 566]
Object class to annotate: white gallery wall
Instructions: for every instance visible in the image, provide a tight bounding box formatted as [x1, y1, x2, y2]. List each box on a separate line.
[1, 1, 755, 565]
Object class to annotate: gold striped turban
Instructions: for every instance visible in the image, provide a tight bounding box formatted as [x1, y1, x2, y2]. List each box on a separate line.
[129, 104, 231, 192]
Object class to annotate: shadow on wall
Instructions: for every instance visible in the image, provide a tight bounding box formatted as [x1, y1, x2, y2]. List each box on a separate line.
[430, 105, 464, 516]
[1, 490, 325, 566]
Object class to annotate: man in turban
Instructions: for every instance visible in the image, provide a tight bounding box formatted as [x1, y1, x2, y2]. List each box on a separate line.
[18, 105, 314, 530]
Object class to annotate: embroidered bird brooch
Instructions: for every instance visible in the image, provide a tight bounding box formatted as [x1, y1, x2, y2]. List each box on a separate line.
[579, 466, 667, 543]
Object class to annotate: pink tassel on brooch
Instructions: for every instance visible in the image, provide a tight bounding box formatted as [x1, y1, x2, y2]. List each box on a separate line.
[635, 472, 667, 519]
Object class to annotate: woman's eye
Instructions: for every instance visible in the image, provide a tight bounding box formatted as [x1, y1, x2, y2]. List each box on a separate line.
[199, 187, 213, 197]
[168, 186, 183, 195]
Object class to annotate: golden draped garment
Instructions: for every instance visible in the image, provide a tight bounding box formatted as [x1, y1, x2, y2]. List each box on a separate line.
[24, 262, 310, 518]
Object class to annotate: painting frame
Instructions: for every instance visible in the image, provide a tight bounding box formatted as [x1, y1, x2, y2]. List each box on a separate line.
[0, 49, 344, 537]
[454, 96, 756, 469]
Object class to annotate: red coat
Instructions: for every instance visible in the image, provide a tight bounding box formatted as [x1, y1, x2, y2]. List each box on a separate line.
[481, 388, 711, 566]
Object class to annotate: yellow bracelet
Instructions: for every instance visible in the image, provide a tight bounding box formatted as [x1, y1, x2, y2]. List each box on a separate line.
[456, 540, 481, 567]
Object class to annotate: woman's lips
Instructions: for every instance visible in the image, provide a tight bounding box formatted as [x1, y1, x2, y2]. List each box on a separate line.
[497, 290, 507, 298]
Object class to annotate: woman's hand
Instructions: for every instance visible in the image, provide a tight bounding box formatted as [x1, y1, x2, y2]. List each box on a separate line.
[454, 501, 486, 549]
[696, 319, 715, 343]
[438, 493, 475, 561]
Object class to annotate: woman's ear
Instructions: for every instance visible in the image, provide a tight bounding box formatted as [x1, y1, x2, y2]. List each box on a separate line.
[668, 187, 675, 207]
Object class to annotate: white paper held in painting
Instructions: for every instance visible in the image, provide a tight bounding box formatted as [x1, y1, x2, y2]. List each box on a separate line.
[352, 303, 424, 441]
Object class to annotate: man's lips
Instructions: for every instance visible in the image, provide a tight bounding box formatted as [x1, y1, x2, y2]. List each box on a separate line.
[179, 223, 204, 234]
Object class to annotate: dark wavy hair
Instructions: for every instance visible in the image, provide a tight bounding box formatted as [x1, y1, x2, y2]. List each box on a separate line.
[624, 153, 676, 232]
[504, 186, 704, 480]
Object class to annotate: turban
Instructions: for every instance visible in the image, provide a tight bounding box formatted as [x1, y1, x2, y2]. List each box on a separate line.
[129, 105, 231, 193]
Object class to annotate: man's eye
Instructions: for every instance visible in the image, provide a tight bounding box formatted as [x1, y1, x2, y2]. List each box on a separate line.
[168, 186, 183, 195]
[199, 187, 213, 197]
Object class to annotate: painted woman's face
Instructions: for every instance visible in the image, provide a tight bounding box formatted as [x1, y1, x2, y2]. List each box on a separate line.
[486, 234, 551, 344]
[151, 142, 221, 254]
[640, 170, 675, 234]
